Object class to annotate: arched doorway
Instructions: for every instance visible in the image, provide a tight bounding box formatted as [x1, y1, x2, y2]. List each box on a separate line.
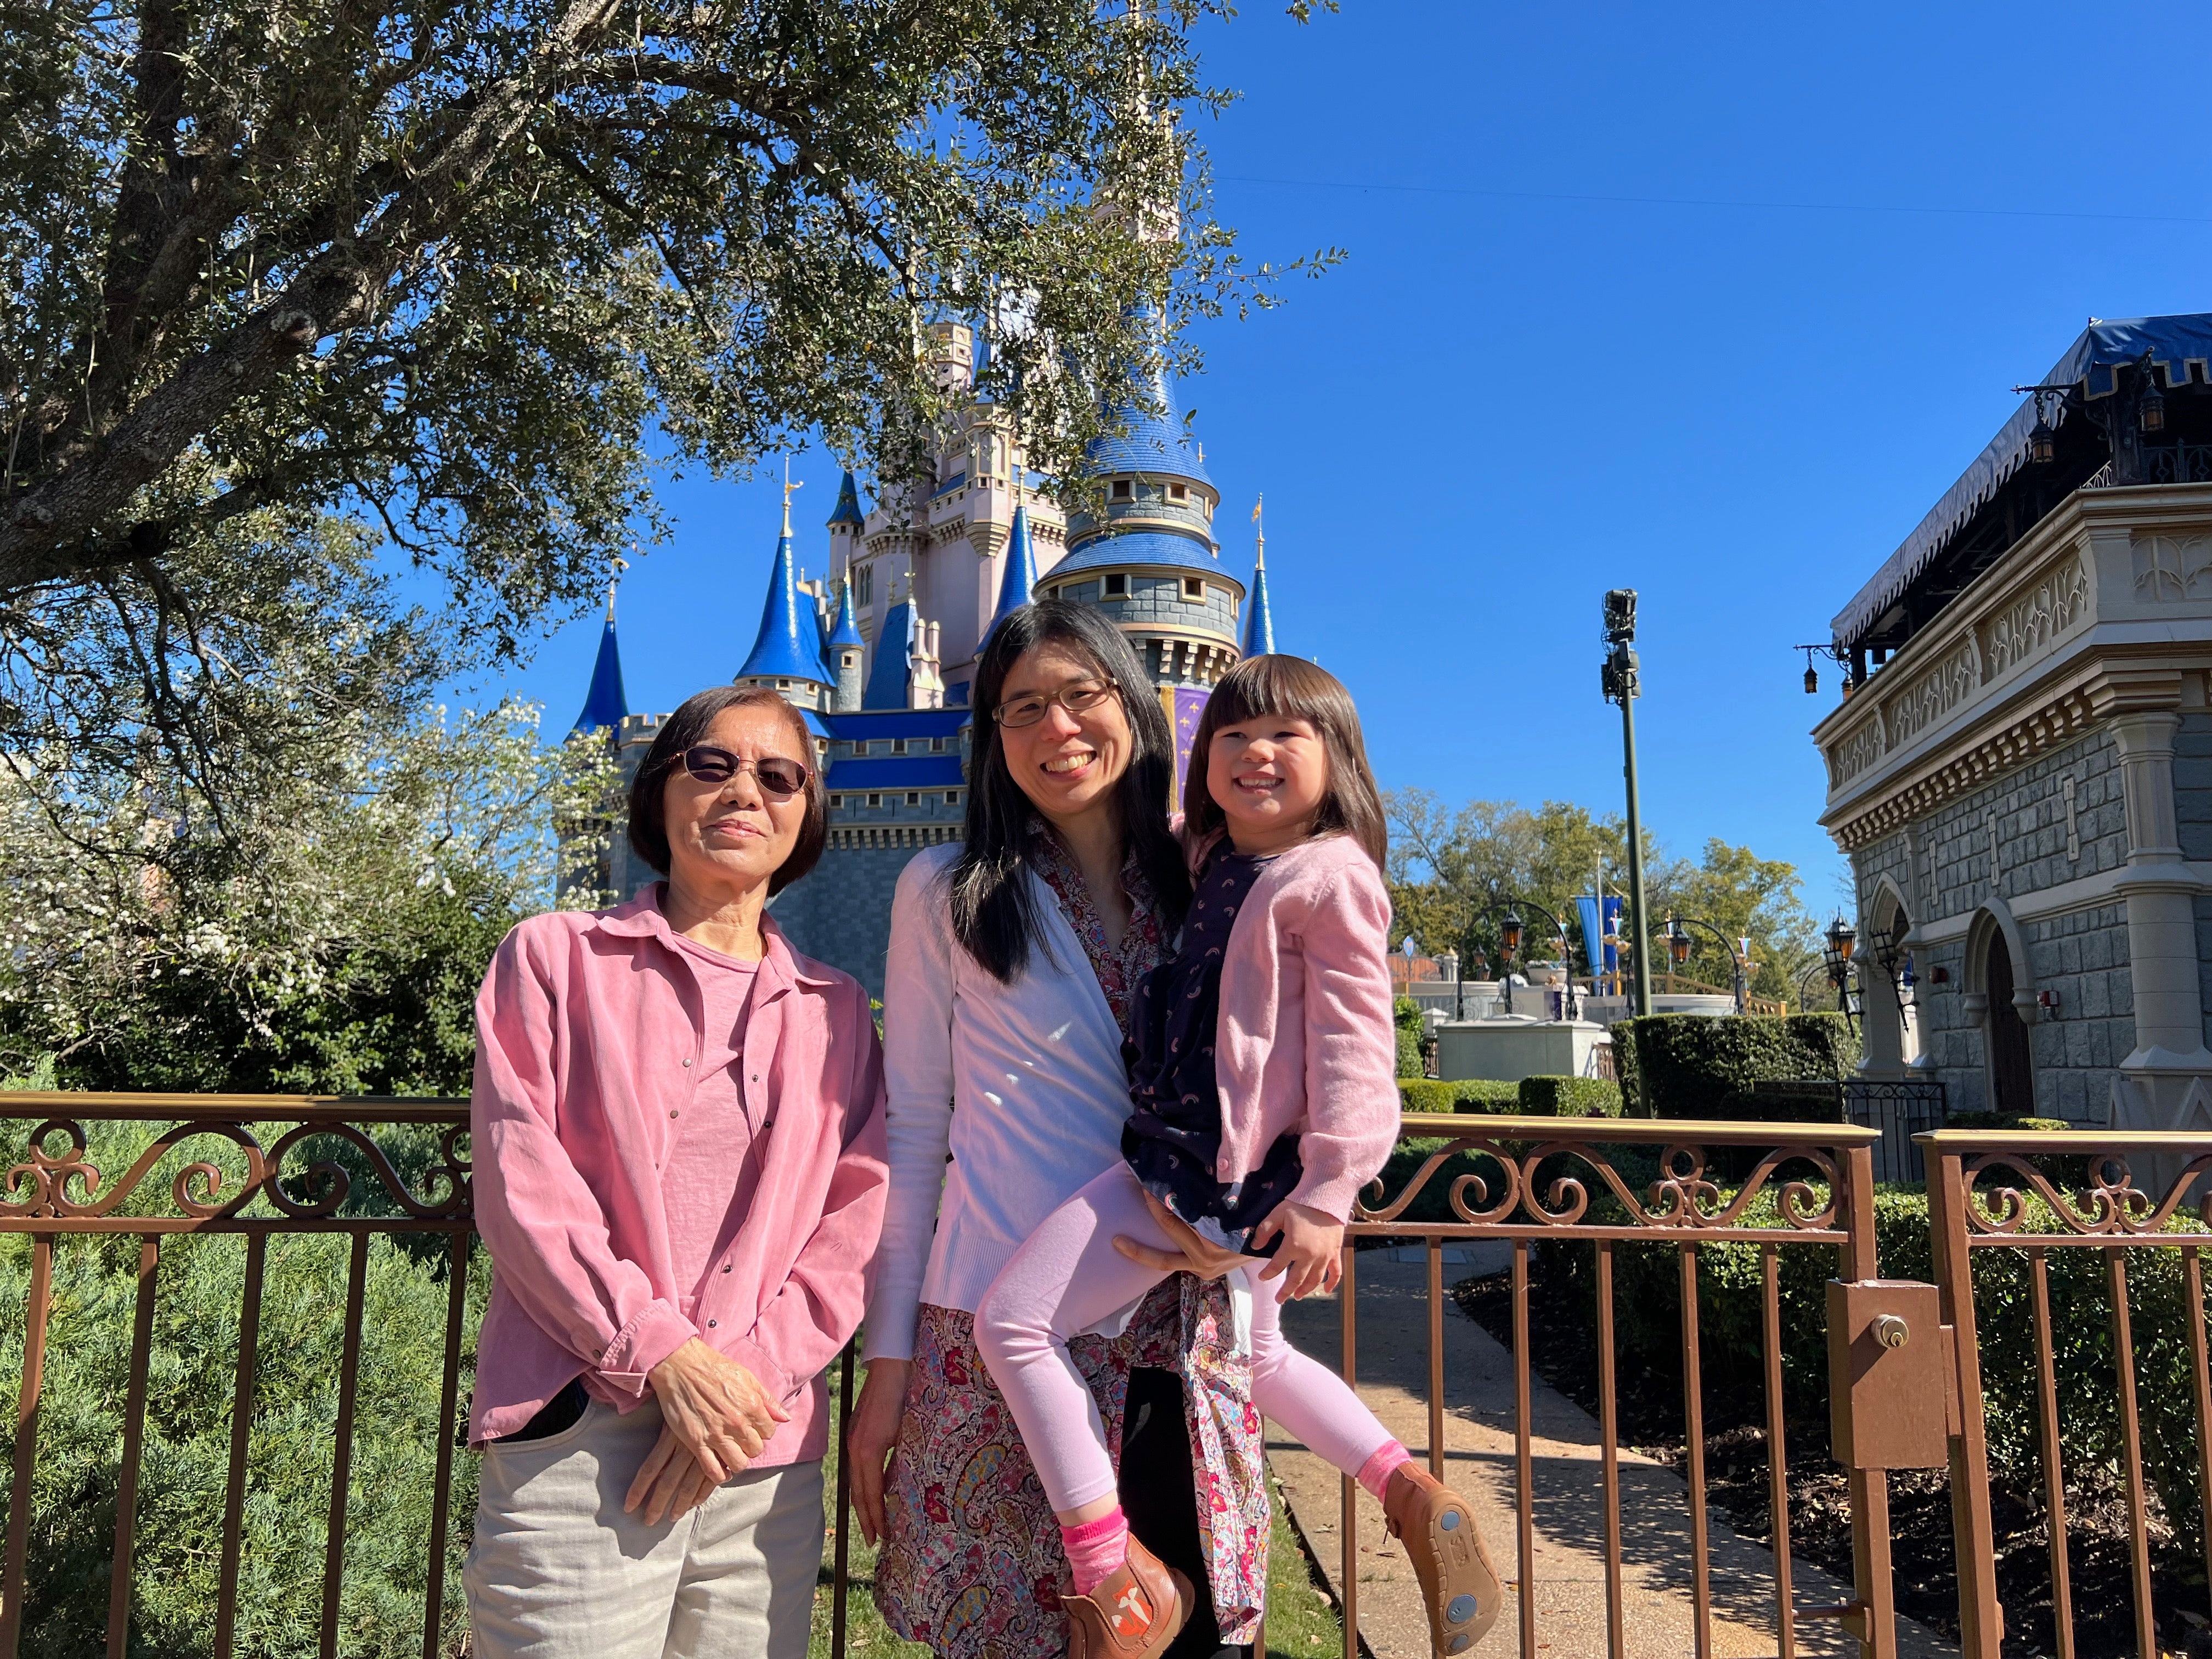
[1983, 929, 2035, 1115]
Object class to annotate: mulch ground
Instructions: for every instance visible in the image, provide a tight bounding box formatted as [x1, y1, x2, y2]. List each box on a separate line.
[1452, 1266, 2212, 1659]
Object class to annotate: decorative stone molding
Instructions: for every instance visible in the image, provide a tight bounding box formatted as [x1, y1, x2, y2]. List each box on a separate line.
[1980, 554, 2088, 678]
[2131, 531, 2212, 601]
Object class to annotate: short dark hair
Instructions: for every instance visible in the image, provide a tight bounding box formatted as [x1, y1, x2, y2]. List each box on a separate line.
[1183, 654, 1387, 871]
[627, 686, 827, 894]
[950, 601, 1191, 983]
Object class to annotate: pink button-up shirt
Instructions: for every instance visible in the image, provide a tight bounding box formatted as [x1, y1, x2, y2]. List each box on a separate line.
[469, 887, 888, 1458]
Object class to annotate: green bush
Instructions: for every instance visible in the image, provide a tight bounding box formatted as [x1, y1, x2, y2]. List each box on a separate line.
[1393, 997, 1425, 1080]
[1611, 1013, 1860, 1119]
[0, 1120, 484, 1659]
[1517, 1076, 1623, 1118]
[1536, 1182, 2212, 1566]
[1398, 1079, 1522, 1116]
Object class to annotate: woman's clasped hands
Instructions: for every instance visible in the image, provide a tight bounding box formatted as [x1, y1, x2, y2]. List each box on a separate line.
[624, 1338, 791, 1525]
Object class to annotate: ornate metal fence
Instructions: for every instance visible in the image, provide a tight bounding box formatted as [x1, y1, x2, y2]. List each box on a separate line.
[0, 1093, 475, 1659]
[1343, 1113, 1896, 1659]
[1922, 1126, 2212, 1659]
[1842, 1079, 1948, 1184]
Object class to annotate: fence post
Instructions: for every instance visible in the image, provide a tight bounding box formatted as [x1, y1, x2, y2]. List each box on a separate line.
[1926, 1146, 2001, 1657]
[1839, 1146, 1898, 1658]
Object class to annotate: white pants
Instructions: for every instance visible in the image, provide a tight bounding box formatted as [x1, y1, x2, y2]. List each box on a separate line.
[465, 1398, 825, 1659]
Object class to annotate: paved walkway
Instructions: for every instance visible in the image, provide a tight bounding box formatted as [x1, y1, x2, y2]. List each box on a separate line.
[1266, 1248, 1955, 1659]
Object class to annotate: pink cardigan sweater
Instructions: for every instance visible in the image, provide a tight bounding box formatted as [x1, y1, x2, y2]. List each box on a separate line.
[1205, 833, 1402, 1221]
[469, 889, 888, 1452]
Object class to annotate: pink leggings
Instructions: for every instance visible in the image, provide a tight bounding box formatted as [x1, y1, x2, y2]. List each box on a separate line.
[975, 1164, 1397, 1514]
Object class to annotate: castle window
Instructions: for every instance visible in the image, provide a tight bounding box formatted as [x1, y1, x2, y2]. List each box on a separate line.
[1182, 578, 1204, 601]
[930, 736, 947, 753]
[893, 738, 908, 755]
[777, 678, 791, 689]
[856, 565, 873, 606]
[828, 794, 842, 808]
[851, 740, 869, 757]
[1104, 574, 1127, 597]
[906, 792, 921, 806]
[1169, 482, 1187, 501]
[946, 791, 960, 804]
[868, 793, 882, 807]
[1111, 479, 1132, 500]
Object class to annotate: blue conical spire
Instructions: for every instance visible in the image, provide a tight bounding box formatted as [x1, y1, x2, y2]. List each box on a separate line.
[984, 501, 1040, 646]
[826, 468, 866, 529]
[737, 486, 832, 685]
[827, 573, 864, 649]
[572, 584, 629, 735]
[1243, 515, 1276, 658]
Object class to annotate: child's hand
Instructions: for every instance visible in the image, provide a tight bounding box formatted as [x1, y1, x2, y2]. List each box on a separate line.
[1249, 1202, 1345, 1302]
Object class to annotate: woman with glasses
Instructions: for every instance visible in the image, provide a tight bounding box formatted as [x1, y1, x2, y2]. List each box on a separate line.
[465, 685, 888, 1659]
[847, 602, 1272, 1659]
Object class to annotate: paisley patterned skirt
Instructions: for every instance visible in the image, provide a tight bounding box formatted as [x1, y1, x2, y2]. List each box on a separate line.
[873, 1282, 1268, 1659]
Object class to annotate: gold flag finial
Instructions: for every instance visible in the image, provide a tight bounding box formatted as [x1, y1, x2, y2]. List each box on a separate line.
[782, 459, 804, 535]
[1252, 494, 1265, 567]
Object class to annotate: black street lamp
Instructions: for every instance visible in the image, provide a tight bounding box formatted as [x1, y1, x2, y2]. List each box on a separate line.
[1664, 912, 1747, 1015]
[1822, 916, 1860, 1029]
[1485, 898, 1579, 1022]
[1601, 590, 1653, 1017]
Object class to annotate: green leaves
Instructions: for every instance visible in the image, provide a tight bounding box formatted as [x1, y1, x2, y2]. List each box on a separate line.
[1, 0, 1314, 627]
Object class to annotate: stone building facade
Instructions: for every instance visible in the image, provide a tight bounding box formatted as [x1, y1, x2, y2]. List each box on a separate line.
[1815, 313, 2212, 1132]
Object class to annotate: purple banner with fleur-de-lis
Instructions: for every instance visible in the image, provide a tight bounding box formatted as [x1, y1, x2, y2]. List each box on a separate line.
[1167, 685, 1210, 815]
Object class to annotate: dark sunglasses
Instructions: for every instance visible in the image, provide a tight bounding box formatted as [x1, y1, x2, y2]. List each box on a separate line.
[680, 745, 810, 798]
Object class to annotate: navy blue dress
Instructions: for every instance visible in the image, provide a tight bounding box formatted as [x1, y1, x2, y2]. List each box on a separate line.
[1122, 851, 1305, 1257]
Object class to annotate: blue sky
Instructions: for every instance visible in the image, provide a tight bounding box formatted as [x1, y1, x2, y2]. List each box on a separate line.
[471, 0, 2212, 906]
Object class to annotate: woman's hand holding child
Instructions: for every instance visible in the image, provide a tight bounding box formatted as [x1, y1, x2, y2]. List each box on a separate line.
[1248, 1202, 1344, 1302]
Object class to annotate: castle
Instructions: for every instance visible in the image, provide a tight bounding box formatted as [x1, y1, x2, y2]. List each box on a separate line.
[566, 323, 1281, 994]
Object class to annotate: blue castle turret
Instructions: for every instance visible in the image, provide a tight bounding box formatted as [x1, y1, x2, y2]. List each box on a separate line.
[983, 499, 1040, 649]
[827, 574, 865, 712]
[1045, 332, 1244, 689]
[572, 584, 629, 736]
[1243, 522, 1277, 658]
[736, 484, 834, 712]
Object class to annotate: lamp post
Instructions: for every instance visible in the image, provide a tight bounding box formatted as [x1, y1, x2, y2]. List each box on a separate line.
[1494, 899, 1579, 1021]
[1664, 913, 1746, 1015]
[1821, 916, 1859, 1029]
[1601, 591, 1653, 1016]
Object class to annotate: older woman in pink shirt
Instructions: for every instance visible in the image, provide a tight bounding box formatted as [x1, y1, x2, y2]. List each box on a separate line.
[464, 685, 888, 1659]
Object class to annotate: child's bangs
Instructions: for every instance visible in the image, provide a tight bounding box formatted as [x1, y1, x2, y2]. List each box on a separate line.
[1204, 654, 1354, 735]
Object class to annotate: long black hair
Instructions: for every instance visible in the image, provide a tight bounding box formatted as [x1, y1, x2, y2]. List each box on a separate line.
[949, 601, 1191, 983]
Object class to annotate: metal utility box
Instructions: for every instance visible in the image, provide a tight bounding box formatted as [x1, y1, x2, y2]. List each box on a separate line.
[1827, 1279, 1955, 1470]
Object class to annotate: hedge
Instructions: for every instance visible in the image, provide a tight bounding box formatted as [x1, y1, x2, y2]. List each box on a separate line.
[1534, 1180, 2212, 1566]
[1518, 1076, 1623, 1118]
[1609, 1013, 1861, 1118]
[1394, 996, 1425, 1080]
[1399, 1079, 1520, 1115]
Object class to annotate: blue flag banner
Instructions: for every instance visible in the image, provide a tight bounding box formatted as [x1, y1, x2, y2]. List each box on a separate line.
[1575, 897, 1602, 973]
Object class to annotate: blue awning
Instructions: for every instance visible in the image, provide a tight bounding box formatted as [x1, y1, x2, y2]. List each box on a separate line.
[1831, 312, 2212, 647]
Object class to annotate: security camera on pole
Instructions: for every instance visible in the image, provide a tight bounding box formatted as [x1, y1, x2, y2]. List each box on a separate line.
[1600, 591, 1654, 1018]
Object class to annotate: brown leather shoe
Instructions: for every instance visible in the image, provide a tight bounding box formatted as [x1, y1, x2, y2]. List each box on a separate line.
[1383, 1463, 1502, 1655]
[1063, 1534, 1193, 1659]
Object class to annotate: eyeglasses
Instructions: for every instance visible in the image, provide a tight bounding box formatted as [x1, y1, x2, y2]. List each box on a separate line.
[992, 679, 1120, 730]
[680, 746, 810, 798]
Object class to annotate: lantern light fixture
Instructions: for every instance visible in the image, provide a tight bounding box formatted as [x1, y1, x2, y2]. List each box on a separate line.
[1664, 914, 1691, 968]
[2141, 364, 2166, 434]
[1500, 911, 1523, 957]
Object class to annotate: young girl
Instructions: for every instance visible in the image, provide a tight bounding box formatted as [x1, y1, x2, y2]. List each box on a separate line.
[975, 656, 1501, 1659]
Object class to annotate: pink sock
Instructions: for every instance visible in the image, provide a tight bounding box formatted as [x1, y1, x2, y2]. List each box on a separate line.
[1357, 1440, 1413, 1499]
[1061, 1508, 1132, 1596]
